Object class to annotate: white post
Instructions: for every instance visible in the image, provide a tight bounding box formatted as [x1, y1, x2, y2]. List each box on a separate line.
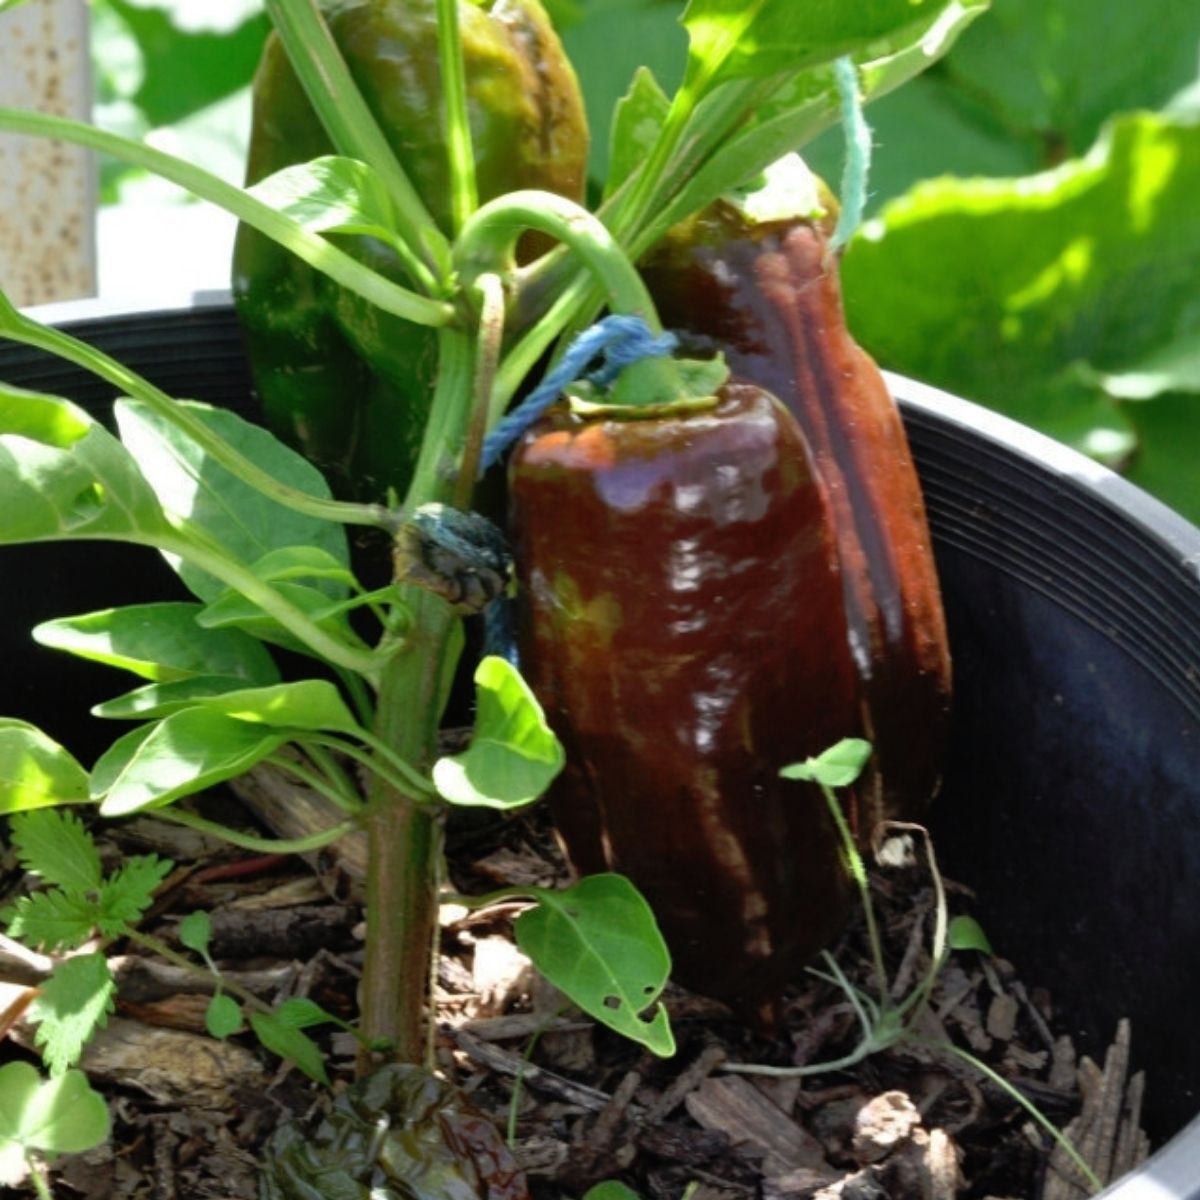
[0, 0, 95, 305]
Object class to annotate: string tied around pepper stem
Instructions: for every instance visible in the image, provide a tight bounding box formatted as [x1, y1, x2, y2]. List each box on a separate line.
[479, 314, 677, 473]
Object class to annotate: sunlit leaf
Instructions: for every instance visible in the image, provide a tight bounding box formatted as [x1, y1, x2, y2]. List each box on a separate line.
[432, 657, 564, 809]
[0, 722, 90, 814]
[516, 875, 675, 1057]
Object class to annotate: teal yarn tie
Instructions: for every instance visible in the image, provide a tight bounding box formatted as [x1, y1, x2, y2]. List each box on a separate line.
[830, 55, 872, 254]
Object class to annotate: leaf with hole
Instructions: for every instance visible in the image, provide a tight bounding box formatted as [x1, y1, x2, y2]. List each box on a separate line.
[432, 656, 564, 809]
[0, 386, 171, 544]
[516, 874, 674, 1057]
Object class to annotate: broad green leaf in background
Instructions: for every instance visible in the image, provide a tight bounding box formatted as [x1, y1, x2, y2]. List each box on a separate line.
[0, 1063, 109, 1187]
[113, 399, 349, 603]
[432, 657, 565, 809]
[937, 0, 1200, 160]
[0, 387, 171, 545]
[30, 952, 118, 1074]
[34, 602, 279, 684]
[0, 722, 90, 814]
[516, 874, 675, 1057]
[583, 1186, 642, 1200]
[841, 108, 1200, 519]
[93, 709, 287, 816]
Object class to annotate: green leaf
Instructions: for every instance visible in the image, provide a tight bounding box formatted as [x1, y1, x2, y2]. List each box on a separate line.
[647, 0, 987, 238]
[432, 657, 565, 810]
[247, 155, 404, 251]
[205, 994, 244, 1040]
[178, 910, 212, 957]
[197, 580, 359, 654]
[34, 602, 279, 684]
[244, 545, 357, 594]
[95, 855, 173, 936]
[1122, 394, 1200, 527]
[948, 915, 994, 954]
[192, 680, 362, 735]
[92, 675, 262, 721]
[841, 109, 1200, 471]
[93, 710, 288, 817]
[0, 721, 90, 814]
[9, 809, 101, 892]
[3, 889, 98, 953]
[584, 1185, 643, 1200]
[680, 0, 958, 92]
[30, 952, 117, 1074]
[606, 67, 672, 200]
[249, 1012, 330, 1086]
[1079, 333, 1200, 401]
[939, 0, 1200, 160]
[0, 1062, 109, 1185]
[780, 738, 873, 788]
[273, 997, 344, 1031]
[113, 399, 349, 603]
[0, 386, 171, 544]
[516, 875, 675, 1057]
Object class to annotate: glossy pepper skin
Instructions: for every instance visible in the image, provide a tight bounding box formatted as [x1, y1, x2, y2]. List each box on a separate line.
[232, 0, 587, 500]
[640, 205, 952, 835]
[509, 383, 857, 1015]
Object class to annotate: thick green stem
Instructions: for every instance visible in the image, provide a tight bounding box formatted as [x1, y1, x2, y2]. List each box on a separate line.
[359, 590, 455, 1064]
[455, 190, 662, 334]
[263, 0, 452, 290]
[0, 109, 454, 327]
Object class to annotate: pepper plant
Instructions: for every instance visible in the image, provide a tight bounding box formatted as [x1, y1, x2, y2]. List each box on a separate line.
[0, 0, 987, 1110]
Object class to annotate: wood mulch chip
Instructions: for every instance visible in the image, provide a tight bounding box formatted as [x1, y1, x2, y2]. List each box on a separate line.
[0, 794, 1151, 1199]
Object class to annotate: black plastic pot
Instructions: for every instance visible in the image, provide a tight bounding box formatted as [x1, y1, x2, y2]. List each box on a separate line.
[3, 295, 1200, 1198]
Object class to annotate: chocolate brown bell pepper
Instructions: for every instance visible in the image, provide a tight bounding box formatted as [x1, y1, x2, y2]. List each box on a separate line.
[640, 203, 952, 835]
[508, 382, 857, 1015]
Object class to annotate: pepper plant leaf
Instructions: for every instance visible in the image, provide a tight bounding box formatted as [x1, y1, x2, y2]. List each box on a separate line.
[188, 680, 362, 735]
[247, 155, 405, 253]
[92, 675, 263, 720]
[840, 108, 1200, 514]
[605, 67, 672, 200]
[0, 722, 90, 815]
[432, 656, 564, 809]
[0, 386, 172, 544]
[92, 709, 288, 816]
[645, 0, 987, 242]
[516, 874, 675, 1057]
[113, 398, 349, 603]
[679, 0, 966, 92]
[34, 602, 279, 684]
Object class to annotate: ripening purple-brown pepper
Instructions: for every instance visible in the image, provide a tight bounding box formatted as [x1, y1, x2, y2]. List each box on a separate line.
[508, 382, 858, 1016]
[640, 203, 953, 837]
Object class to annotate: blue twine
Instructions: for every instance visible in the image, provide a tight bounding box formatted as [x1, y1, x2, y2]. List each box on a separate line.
[830, 55, 873, 254]
[480, 314, 677, 472]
